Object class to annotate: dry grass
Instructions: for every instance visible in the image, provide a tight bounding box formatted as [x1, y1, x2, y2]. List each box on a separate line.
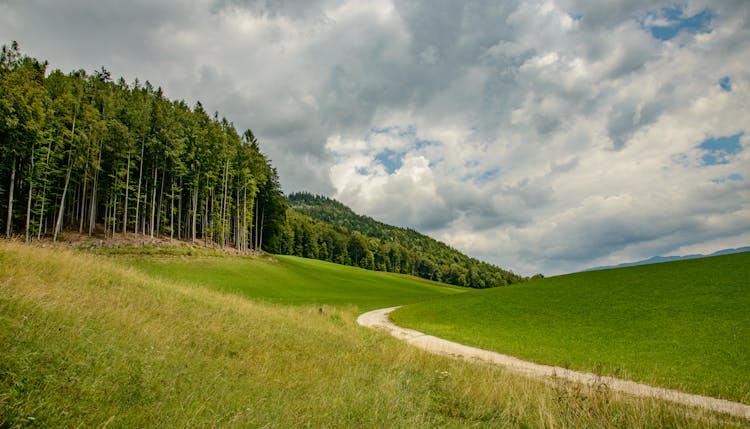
[0, 241, 745, 428]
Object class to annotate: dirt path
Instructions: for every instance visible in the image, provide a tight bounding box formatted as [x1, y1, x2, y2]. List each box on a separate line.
[357, 306, 750, 420]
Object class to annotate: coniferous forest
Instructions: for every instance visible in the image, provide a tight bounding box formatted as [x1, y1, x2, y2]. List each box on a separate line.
[1, 42, 523, 288]
[0, 42, 286, 251]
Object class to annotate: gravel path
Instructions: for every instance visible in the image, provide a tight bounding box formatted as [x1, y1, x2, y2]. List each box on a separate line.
[357, 306, 750, 420]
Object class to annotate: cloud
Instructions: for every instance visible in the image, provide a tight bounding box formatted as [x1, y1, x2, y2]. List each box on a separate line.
[1, 0, 749, 275]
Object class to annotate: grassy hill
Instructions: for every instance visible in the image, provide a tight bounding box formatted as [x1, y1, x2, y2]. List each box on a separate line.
[0, 242, 734, 427]
[127, 253, 464, 312]
[282, 192, 525, 288]
[392, 252, 750, 404]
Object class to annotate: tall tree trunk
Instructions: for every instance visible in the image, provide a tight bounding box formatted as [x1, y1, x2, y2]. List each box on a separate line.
[111, 190, 117, 238]
[259, 205, 265, 252]
[210, 188, 215, 244]
[150, 166, 157, 239]
[204, 193, 209, 246]
[122, 150, 131, 233]
[53, 156, 73, 242]
[254, 196, 261, 251]
[73, 183, 80, 228]
[78, 170, 88, 233]
[5, 158, 16, 238]
[169, 178, 174, 241]
[88, 141, 102, 236]
[71, 183, 78, 228]
[156, 167, 165, 236]
[178, 176, 182, 240]
[191, 179, 198, 244]
[79, 136, 94, 234]
[111, 162, 118, 237]
[53, 101, 78, 242]
[242, 186, 247, 252]
[235, 186, 240, 249]
[221, 158, 229, 247]
[209, 190, 214, 245]
[38, 139, 53, 240]
[24, 153, 34, 242]
[134, 138, 144, 235]
[104, 193, 110, 238]
[253, 196, 257, 250]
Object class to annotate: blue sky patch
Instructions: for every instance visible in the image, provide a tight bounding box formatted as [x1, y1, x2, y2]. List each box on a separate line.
[478, 167, 500, 183]
[414, 139, 436, 150]
[699, 132, 743, 165]
[719, 76, 731, 92]
[728, 173, 744, 181]
[712, 173, 744, 184]
[367, 125, 436, 175]
[462, 166, 501, 184]
[644, 4, 712, 41]
[374, 148, 404, 174]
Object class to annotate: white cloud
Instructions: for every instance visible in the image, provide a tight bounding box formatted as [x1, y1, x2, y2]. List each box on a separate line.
[1, 0, 748, 275]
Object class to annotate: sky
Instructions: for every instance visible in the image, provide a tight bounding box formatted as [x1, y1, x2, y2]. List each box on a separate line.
[1, 0, 748, 275]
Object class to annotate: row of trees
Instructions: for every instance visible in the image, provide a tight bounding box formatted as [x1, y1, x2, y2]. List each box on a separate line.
[0, 42, 286, 250]
[282, 193, 524, 288]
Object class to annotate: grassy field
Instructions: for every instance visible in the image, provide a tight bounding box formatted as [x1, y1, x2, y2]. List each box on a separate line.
[392, 252, 750, 405]
[1, 242, 742, 427]
[125, 254, 464, 311]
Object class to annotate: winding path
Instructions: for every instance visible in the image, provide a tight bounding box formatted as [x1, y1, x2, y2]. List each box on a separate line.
[357, 306, 750, 420]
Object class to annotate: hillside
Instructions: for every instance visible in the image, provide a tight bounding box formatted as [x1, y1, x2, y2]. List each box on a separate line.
[2, 242, 723, 427]
[280, 192, 524, 288]
[127, 253, 464, 312]
[393, 252, 750, 404]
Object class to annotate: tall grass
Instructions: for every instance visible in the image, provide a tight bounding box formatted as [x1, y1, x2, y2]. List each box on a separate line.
[0, 242, 744, 427]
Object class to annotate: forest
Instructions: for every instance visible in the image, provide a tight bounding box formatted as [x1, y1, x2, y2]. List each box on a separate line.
[280, 193, 525, 288]
[0, 42, 286, 251]
[1, 42, 522, 289]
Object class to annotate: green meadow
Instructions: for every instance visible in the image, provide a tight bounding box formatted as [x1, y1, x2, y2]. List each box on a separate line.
[2, 242, 742, 427]
[392, 252, 750, 404]
[126, 254, 464, 311]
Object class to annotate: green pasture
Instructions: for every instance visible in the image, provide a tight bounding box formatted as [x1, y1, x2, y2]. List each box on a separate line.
[125, 254, 464, 311]
[392, 252, 750, 404]
[3, 242, 731, 427]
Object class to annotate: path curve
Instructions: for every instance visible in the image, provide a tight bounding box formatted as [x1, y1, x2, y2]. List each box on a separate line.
[357, 306, 750, 420]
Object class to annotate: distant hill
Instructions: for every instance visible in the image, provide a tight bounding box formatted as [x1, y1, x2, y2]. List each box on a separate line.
[586, 246, 750, 271]
[278, 192, 525, 288]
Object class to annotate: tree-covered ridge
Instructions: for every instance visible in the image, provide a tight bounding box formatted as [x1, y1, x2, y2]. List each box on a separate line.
[0, 42, 286, 250]
[281, 192, 525, 288]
